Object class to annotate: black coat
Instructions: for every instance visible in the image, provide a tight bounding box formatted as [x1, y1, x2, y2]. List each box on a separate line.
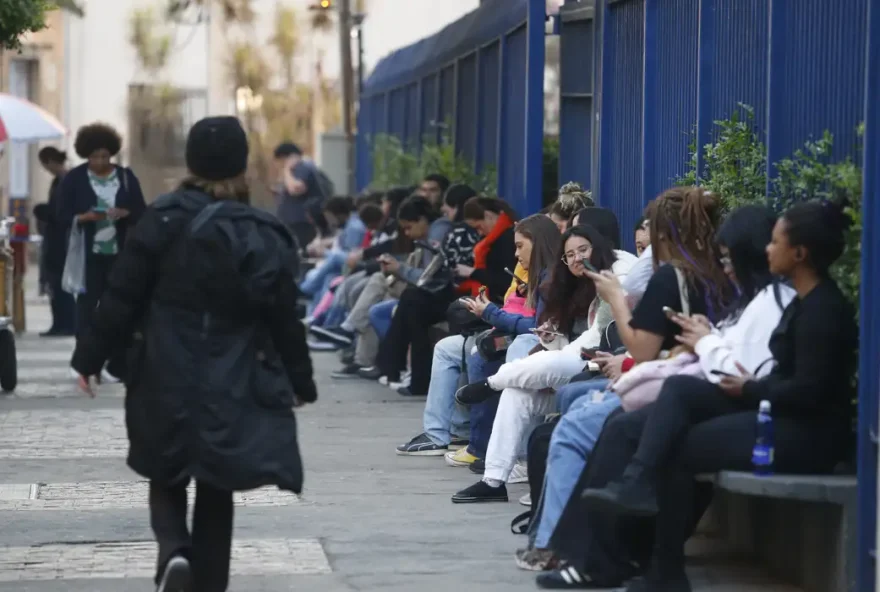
[71, 189, 317, 493]
[469, 225, 517, 303]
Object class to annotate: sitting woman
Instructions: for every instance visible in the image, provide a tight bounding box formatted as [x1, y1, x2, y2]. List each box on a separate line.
[548, 182, 594, 232]
[522, 205, 794, 575]
[373, 195, 456, 395]
[451, 224, 619, 503]
[378, 197, 519, 396]
[299, 196, 367, 311]
[395, 214, 560, 455]
[569, 199, 857, 592]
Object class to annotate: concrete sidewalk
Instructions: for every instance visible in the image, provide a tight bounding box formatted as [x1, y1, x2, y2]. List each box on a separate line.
[0, 292, 799, 591]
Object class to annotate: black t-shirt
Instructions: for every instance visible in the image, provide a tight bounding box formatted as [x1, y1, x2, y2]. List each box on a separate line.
[629, 264, 709, 351]
[277, 161, 324, 226]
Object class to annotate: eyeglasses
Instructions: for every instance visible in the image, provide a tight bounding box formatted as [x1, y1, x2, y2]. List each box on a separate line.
[562, 245, 593, 266]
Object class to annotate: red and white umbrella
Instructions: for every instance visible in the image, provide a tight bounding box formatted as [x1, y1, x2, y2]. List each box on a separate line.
[0, 93, 66, 143]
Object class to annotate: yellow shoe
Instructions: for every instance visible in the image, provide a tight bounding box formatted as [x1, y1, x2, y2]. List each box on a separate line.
[445, 448, 479, 467]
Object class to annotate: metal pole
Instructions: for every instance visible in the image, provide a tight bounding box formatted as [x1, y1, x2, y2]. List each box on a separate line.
[338, 0, 356, 194]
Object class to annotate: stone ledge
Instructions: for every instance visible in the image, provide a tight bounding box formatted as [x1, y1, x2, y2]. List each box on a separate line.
[697, 471, 856, 506]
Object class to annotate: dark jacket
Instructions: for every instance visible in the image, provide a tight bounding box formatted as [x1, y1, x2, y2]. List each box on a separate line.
[57, 163, 147, 261]
[71, 189, 316, 493]
[469, 225, 516, 303]
[42, 174, 68, 277]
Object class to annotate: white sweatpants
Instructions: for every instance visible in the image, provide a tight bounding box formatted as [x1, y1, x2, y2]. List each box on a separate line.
[488, 346, 588, 392]
[484, 386, 557, 483]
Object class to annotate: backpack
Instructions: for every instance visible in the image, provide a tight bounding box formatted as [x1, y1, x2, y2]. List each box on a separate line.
[179, 199, 293, 313]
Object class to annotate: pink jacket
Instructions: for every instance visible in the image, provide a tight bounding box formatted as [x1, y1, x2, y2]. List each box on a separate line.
[611, 353, 704, 412]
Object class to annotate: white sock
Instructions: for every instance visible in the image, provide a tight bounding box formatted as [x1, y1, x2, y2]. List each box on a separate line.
[483, 477, 503, 488]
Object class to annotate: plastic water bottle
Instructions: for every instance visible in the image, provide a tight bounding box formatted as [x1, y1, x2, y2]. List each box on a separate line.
[752, 400, 775, 476]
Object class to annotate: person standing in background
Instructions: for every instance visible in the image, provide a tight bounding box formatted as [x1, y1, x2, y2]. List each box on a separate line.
[57, 123, 147, 382]
[35, 147, 75, 336]
[273, 142, 329, 249]
[419, 174, 450, 209]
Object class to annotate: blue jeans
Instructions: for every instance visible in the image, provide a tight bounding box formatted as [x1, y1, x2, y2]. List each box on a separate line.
[533, 390, 622, 548]
[467, 333, 540, 458]
[300, 250, 346, 310]
[368, 299, 396, 340]
[423, 335, 472, 446]
[556, 377, 611, 415]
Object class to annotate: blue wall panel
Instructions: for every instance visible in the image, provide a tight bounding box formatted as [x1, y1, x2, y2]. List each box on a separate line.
[477, 41, 501, 172]
[711, 0, 769, 135]
[600, 0, 645, 249]
[500, 25, 528, 215]
[559, 16, 594, 188]
[645, 0, 698, 199]
[405, 83, 419, 148]
[388, 88, 407, 140]
[420, 74, 438, 144]
[771, 0, 868, 162]
[439, 65, 456, 140]
[455, 53, 479, 161]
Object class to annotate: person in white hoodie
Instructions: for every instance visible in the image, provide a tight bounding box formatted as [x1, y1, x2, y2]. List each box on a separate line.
[526, 205, 793, 581]
[452, 222, 634, 503]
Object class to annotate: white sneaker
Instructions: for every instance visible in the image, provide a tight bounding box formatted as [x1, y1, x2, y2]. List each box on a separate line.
[507, 461, 529, 484]
[378, 375, 389, 386]
[101, 369, 120, 384]
[69, 367, 80, 380]
[156, 554, 191, 592]
[519, 493, 532, 507]
[389, 370, 412, 390]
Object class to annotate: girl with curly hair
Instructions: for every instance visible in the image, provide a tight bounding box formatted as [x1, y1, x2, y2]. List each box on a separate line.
[58, 122, 147, 381]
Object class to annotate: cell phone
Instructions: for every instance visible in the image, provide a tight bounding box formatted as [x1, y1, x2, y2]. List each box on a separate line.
[478, 286, 487, 298]
[91, 206, 108, 214]
[580, 347, 600, 360]
[587, 361, 600, 372]
[504, 267, 527, 286]
[581, 258, 598, 273]
[662, 306, 677, 319]
[710, 369, 734, 377]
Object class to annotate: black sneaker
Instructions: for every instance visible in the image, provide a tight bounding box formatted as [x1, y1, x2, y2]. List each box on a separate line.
[396, 433, 448, 456]
[452, 480, 508, 503]
[469, 459, 486, 474]
[397, 386, 426, 397]
[157, 555, 191, 592]
[309, 325, 355, 346]
[581, 471, 658, 517]
[357, 366, 382, 380]
[331, 364, 362, 379]
[455, 380, 498, 406]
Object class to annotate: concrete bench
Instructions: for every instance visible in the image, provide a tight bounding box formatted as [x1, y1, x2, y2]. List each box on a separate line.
[698, 471, 856, 592]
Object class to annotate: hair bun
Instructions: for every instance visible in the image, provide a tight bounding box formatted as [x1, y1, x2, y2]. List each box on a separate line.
[823, 198, 853, 232]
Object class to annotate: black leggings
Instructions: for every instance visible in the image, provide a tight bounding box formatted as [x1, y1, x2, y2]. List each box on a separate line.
[150, 479, 235, 591]
[636, 375, 846, 573]
[73, 254, 126, 376]
[376, 285, 453, 394]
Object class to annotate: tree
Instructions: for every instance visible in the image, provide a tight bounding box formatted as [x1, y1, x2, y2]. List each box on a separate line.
[0, 0, 83, 50]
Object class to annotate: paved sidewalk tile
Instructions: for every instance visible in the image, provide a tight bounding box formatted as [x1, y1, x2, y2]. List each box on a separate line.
[0, 538, 330, 581]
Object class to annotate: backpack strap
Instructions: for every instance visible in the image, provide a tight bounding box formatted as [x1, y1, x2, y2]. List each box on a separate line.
[674, 267, 691, 317]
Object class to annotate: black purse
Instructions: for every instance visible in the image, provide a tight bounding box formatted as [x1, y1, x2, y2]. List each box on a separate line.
[446, 299, 491, 336]
[475, 328, 515, 361]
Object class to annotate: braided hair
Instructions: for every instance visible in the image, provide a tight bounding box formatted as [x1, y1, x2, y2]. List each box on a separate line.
[648, 186, 733, 321]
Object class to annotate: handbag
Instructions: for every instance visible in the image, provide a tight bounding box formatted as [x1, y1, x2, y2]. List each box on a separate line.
[475, 328, 515, 361]
[446, 299, 490, 336]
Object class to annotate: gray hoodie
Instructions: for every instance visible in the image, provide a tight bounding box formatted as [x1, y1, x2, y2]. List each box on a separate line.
[395, 217, 454, 293]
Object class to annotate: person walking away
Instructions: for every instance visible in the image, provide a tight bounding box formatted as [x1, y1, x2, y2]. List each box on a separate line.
[36, 147, 75, 336]
[71, 116, 317, 592]
[273, 142, 330, 249]
[57, 123, 146, 381]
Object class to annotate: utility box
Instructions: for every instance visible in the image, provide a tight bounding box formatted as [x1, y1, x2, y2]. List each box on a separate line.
[317, 130, 354, 196]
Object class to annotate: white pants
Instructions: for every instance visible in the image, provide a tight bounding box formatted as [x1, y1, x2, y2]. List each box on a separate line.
[484, 386, 557, 483]
[488, 347, 587, 392]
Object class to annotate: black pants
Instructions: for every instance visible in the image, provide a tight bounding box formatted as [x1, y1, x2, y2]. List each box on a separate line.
[48, 273, 76, 333]
[633, 375, 846, 574]
[74, 254, 125, 376]
[150, 479, 235, 591]
[376, 285, 453, 394]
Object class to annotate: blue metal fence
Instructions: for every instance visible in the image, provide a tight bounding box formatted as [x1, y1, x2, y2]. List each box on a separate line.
[560, 1, 877, 589]
[356, 0, 546, 217]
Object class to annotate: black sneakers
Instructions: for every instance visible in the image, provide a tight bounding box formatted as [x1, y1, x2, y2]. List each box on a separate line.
[396, 433, 448, 456]
[455, 380, 499, 406]
[451, 480, 508, 503]
[157, 555, 191, 592]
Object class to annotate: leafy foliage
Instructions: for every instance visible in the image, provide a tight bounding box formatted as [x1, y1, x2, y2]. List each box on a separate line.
[370, 131, 497, 196]
[0, 0, 51, 50]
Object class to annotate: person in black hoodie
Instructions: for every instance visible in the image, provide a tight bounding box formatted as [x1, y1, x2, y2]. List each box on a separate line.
[71, 116, 316, 592]
[58, 123, 147, 380]
[571, 199, 858, 592]
[35, 147, 75, 336]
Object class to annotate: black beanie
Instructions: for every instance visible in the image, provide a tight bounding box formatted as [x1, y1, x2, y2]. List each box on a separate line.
[185, 116, 248, 181]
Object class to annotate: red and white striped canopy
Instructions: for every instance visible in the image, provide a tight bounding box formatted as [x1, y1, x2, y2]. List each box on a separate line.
[0, 93, 66, 143]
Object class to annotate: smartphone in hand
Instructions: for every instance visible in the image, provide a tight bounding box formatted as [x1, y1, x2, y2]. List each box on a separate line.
[580, 347, 600, 360]
[662, 306, 678, 319]
[710, 369, 734, 377]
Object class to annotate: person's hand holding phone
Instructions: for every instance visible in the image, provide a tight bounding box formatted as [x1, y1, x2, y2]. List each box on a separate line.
[532, 322, 561, 344]
[77, 210, 107, 223]
[594, 353, 625, 380]
[673, 313, 712, 349]
[107, 207, 130, 221]
[718, 362, 755, 397]
[378, 254, 400, 274]
[463, 292, 490, 317]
